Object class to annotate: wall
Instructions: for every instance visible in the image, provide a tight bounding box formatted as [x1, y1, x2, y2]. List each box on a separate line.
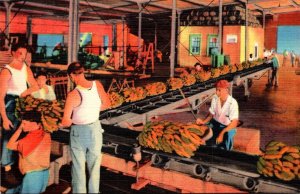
[178, 25, 263, 66]
[0, 11, 140, 55]
[265, 11, 300, 51]
[223, 26, 242, 65]
[265, 15, 278, 51]
[178, 26, 219, 67]
[247, 27, 264, 60]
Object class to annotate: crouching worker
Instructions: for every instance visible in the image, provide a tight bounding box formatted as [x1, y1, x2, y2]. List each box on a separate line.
[196, 80, 239, 150]
[3, 110, 51, 194]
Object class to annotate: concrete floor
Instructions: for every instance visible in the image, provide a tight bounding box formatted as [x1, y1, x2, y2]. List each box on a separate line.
[161, 66, 300, 149]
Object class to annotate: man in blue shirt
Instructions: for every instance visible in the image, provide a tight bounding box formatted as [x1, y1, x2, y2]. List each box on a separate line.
[267, 53, 279, 87]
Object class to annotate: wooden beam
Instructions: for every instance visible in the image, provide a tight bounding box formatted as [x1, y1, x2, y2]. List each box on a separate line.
[289, 0, 300, 7]
[248, 0, 279, 3]
[0, 6, 54, 16]
[181, 0, 205, 6]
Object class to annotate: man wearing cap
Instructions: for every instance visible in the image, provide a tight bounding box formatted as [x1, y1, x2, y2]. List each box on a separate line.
[61, 62, 111, 193]
[196, 80, 239, 150]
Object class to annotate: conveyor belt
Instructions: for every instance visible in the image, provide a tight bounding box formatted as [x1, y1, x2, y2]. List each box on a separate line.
[100, 63, 271, 122]
[52, 123, 299, 193]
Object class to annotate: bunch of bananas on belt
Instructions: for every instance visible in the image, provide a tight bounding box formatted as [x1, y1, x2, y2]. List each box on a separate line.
[167, 77, 184, 90]
[138, 121, 207, 158]
[257, 140, 300, 181]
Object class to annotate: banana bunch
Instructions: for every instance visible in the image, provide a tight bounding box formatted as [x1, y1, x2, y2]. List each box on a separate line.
[236, 63, 243, 71]
[230, 65, 238, 73]
[250, 60, 261, 67]
[211, 68, 221, 78]
[16, 95, 65, 133]
[108, 92, 124, 108]
[257, 140, 300, 181]
[180, 74, 196, 86]
[193, 71, 211, 82]
[122, 87, 147, 102]
[241, 61, 250, 69]
[167, 77, 184, 90]
[145, 82, 167, 96]
[138, 121, 207, 158]
[220, 65, 230, 75]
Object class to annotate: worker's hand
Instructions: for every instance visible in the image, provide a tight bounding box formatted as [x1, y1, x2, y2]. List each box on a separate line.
[216, 133, 224, 144]
[3, 118, 13, 130]
[20, 91, 28, 98]
[59, 119, 72, 128]
[196, 118, 204, 125]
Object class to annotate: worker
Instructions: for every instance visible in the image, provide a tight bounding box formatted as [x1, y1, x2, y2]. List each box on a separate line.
[267, 52, 280, 87]
[31, 71, 56, 101]
[1, 110, 51, 194]
[291, 50, 296, 67]
[0, 42, 38, 172]
[263, 49, 272, 63]
[192, 62, 204, 73]
[283, 49, 289, 66]
[61, 62, 111, 193]
[248, 53, 254, 62]
[196, 80, 239, 150]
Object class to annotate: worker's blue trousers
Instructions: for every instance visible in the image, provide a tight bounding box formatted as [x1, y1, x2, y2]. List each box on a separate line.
[206, 119, 236, 150]
[6, 169, 49, 194]
[1, 95, 19, 167]
[70, 120, 103, 193]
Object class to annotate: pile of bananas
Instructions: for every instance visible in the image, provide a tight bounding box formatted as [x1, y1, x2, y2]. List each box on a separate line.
[109, 92, 124, 108]
[211, 68, 221, 78]
[193, 71, 211, 82]
[145, 82, 167, 96]
[230, 64, 238, 73]
[242, 61, 251, 69]
[138, 121, 207, 158]
[220, 65, 230, 75]
[236, 63, 243, 71]
[167, 78, 184, 90]
[257, 140, 300, 181]
[122, 87, 147, 102]
[16, 95, 64, 133]
[180, 74, 196, 86]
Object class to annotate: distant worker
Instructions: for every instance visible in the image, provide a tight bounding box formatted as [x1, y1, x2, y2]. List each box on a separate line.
[40, 42, 47, 59]
[31, 72, 56, 101]
[291, 51, 296, 67]
[263, 49, 271, 63]
[248, 53, 254, 62]
[283, 49, 289, 66]
[267, 52, 280, 87]
[196, 80, 239, 150]
[191, 62, 204, 74]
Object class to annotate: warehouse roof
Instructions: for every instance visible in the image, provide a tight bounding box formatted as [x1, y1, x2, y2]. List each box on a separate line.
[1, 0, 300, 22]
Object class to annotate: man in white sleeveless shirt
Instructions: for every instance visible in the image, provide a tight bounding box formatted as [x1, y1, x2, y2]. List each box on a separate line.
[61, 62, 111, 193]
[0, 43, 38, 172]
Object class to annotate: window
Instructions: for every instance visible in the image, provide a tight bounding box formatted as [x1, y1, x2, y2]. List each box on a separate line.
[37, 34, 64, 57]
[189, 34, 201, 55]
[207, 34, 218, 56]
